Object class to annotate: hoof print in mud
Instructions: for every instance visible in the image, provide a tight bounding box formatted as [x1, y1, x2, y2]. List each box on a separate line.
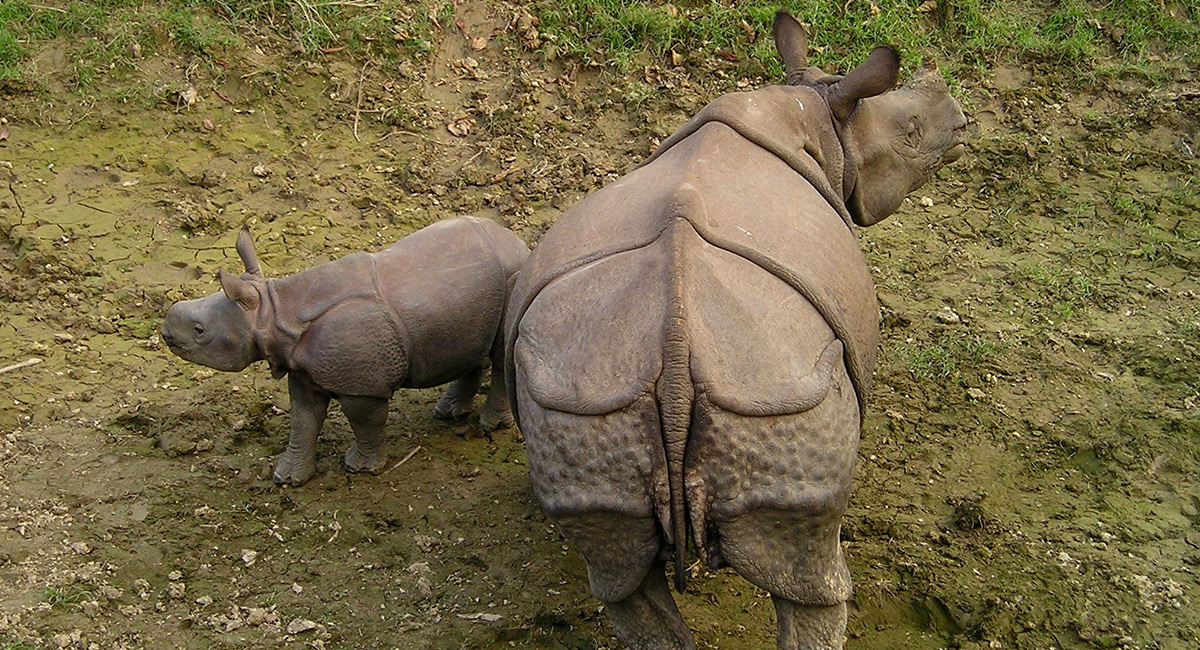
[161, 216, 529, 487]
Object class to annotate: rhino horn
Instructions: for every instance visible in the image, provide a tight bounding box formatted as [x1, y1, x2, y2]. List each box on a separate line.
[219, 268, 260, 311]
[236, 226, 263, 277]
[827, 45, 901, 121]
[772, 10, 808, 85]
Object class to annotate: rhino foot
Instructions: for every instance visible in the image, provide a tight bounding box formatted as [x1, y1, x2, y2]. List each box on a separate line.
[273, 453, 317, 487]
[478, 406, 514, 431]
[432, 397, 473, 421]
[344, 444, 388, 474]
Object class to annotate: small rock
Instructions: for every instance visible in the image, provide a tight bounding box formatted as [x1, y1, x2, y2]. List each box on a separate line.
[54, 333, 75, 343]
[168, 570, 182, 581]
[70, 541, 91, 555]
[180, 86, 198, 106]
[967, 387, 987, 401]
[195, 438, 214, 452]
[291, 582, 303, 595]
[167, 582, 186, 599]
[246, 607, 276, 626]
[935, 306, 961, 324]
[919, 196, 935, 208]
[195, 595, 213, 606]
[287, 618, 318, 635]
[241, 549, 257, 566]
[252, 164, 270, 177]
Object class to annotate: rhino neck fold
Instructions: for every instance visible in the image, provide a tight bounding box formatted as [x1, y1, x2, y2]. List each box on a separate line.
[642, 86, 854, 229]
[255, 280, 292, 379]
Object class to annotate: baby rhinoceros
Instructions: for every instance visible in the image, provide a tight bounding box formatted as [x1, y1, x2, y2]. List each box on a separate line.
[506, 11, 967, 650]
[161, 216, 529, 486]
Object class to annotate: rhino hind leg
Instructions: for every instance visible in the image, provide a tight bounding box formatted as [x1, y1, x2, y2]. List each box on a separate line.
[775, 599, 848, 650]
[555, 512, 695, 650]
[341, 395, 391, 474]
[433, 369, 483, 420]
[479, 343, 513, 431]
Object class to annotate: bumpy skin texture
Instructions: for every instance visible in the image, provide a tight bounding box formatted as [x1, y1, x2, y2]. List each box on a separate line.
[506, 12, 966, 650]
[161, 216, 529, 486]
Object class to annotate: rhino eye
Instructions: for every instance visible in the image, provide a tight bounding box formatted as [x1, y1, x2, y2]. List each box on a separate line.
[194, 323, 206, 337]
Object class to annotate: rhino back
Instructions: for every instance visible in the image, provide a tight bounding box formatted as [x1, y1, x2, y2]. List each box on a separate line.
[374, 216, 515, 388]
[508, 122, 879, 420]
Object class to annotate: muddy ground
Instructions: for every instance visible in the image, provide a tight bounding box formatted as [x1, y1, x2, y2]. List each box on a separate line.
[1, 2, 1198, 649]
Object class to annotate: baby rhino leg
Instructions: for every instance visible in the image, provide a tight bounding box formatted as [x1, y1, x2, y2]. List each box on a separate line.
[341, 395, 390, 474]
[479, 344, 513, 430]
[433, 369, 483, 420]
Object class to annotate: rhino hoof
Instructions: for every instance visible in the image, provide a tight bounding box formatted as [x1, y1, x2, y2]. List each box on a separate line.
[432, 401, 471, 421]
[479, 409, 514, 432]
[344, 445, 387, 474]
[273, 455, 317, 487]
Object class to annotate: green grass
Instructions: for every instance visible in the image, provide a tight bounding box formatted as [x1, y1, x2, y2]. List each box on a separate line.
[0, 1, 1195, 88]
[42, 585, 92, 607]
[895, 333, 998, 380]
[532, 0, 1200, 78]
[0, 0, 454, 88]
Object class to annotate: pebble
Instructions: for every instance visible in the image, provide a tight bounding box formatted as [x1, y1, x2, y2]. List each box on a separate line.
[287, 618, 318, 634]
[241, 549, 258, 566]
[935, 306, 961, 324]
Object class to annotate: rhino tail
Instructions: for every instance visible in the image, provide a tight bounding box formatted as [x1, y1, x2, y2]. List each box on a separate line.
[657, 218, 696, 593]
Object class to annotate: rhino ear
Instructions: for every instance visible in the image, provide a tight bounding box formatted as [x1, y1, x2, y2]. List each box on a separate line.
[219, 268, 260, 311]
[773, 10, 808, 85]
[236, 226, 263, 277]
[827, 45, 900, 121]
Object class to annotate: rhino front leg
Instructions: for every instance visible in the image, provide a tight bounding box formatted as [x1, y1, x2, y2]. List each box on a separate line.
[275, 373, 330, 486]
[432, 369, 482, 420]
[341, 395, 391, 474]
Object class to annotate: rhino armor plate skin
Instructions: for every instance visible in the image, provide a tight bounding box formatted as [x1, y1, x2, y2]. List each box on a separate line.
[161, 216, 529, 487]
[506, 12, 967, 650]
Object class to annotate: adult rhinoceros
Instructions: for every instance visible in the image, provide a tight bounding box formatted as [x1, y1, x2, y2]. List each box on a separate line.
[505, 11, 967, 650]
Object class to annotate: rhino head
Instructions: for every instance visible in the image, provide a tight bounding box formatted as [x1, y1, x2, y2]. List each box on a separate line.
[160, 228, 267, 372]
[774, 10, 968, 226]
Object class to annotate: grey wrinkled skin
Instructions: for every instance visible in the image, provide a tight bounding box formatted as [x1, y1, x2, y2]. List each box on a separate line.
[161, 216, 529, 487]
[505, 11, 966, 650]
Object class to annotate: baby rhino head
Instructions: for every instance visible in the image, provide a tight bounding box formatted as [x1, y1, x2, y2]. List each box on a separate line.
[160, 228, 266, 372]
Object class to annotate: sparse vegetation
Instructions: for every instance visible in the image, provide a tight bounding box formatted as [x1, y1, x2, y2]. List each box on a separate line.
[895, 334, 998, 380]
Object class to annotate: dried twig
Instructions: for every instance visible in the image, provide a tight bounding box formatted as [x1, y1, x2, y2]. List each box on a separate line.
[352, 61, 371, 143]
[0, 358, 42, 375]
[383, 445, 422, 474]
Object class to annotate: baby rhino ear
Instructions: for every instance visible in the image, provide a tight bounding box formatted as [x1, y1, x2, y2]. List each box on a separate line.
[219, 268, 260, 311]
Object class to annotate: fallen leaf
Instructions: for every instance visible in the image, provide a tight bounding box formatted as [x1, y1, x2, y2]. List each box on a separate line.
[740, 19, 755, 41]
[319, 46, 346, 54]
[202, 119, 216, 131]
[470, 36, 487, 51]
[446, 117, 474, 137]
